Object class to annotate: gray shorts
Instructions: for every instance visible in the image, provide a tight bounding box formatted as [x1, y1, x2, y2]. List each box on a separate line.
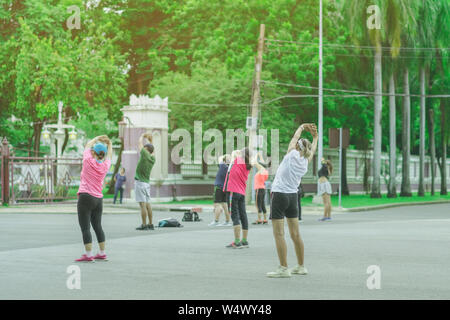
[318, 180, 332, 196]
[135, 180, 151, 203]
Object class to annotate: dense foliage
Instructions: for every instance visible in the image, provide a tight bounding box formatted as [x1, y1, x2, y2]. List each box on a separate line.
[0, 0, 448, 161]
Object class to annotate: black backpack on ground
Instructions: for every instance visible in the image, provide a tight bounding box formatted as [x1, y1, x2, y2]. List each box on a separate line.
[182, 211, 201, 222]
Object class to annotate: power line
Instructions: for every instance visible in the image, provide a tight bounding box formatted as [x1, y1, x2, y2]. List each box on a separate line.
[265, 49, 448, 60]
[260, 80, 450, 98]
[170, 101, 251, 107]
[261, 94, 373, 105]
[264, 38, 450, 51]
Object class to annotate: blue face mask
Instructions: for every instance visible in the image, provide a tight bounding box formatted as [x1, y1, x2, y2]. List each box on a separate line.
[96, 159, 104, 164]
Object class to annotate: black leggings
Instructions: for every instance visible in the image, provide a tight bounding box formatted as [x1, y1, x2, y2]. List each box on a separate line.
[77, 193, 105, 244]
[255, 188, 266, 214]
[231, 193, 248, 230]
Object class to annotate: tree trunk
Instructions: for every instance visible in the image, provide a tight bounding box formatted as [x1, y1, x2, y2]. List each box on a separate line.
[371, 49, 382, 198]
[418, 67, 426, 196]
[401, 68, 412, 196]
[342, 148, 349, 195]
[33, 122, 43, 157]
[363, 151, 370, 194]
[388, 73, 397, 198]
[439, 98, 447, 195]
[61, 129, 69, 155]
[428, 108, 436, 196]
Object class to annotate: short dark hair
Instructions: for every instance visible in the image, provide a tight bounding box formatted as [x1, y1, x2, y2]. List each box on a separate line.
[144, 143, 154, 154]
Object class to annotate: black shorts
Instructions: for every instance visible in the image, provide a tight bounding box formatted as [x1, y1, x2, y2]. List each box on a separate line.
[270, 192, 299, 219]
[214, 186, 228, 203]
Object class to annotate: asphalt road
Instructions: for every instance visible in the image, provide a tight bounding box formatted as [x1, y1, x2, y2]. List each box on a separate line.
[0, 203, 449, 299]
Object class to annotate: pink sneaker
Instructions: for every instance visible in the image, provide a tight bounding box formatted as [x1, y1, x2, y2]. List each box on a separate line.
[93, 253, 108, 261]
[75, 254, 95, 262]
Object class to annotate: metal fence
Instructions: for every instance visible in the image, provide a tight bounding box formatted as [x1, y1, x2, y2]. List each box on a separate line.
[1, 138, 82, 205]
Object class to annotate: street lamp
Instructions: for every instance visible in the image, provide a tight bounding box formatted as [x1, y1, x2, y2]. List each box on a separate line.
[68, 129, 77, 140]
[41, 101, 78, 157]
[42, 127, 51, 141]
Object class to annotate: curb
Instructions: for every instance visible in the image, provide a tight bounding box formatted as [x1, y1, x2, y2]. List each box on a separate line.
[342, 199, 450, 212]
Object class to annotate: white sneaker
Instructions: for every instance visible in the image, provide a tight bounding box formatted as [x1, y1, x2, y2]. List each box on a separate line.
[266, 266, 291, 278]
[208, 221, 220, 227]
[290, 264, 308, 275]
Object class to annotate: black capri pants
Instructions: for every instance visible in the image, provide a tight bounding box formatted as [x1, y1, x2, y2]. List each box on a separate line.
[255, 188, 266, 214]
[77, 193, 105, 244]
[230, 193, 248, 230]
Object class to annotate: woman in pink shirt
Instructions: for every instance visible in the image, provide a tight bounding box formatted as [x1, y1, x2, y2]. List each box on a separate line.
[252, 152, 269, 225]
[75, 135, 112, 262]
[223, 148, 255, 249]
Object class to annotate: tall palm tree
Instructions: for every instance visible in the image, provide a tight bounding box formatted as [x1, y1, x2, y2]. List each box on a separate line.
[398, 3, 419, 197]
[387, 72, 397, 197]
[433, 0, 449, 195]
[344, 0, 416, 198]
[400, 66, 413, 197]
[434, 0, 450, 195]
[416, 0, 438, 196]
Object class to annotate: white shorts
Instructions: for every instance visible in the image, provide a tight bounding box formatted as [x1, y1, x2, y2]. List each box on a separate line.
[318, 180, 332, 196]
[135, 180, 151, 203]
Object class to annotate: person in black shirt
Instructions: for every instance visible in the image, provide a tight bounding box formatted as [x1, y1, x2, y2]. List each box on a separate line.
[318, 158, 333, 221]
[209, 154, 232, 227]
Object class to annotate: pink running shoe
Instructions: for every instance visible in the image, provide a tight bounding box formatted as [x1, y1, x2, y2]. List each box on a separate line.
[75, 254, 95, 262]
[93, 253, 108, 261]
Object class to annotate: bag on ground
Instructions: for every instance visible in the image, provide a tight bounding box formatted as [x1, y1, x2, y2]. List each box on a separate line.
[158, 218, 183, 228]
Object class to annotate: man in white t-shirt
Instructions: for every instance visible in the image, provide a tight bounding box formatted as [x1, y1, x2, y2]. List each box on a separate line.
[267, 123, 318, 278]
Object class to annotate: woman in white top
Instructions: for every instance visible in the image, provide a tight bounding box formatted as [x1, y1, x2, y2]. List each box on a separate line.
[267, 123, 318, 278]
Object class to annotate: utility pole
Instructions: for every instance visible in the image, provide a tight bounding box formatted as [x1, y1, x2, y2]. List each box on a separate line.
[313, 0, 324, 205]
[246, 24, 265, 205]
[249, 24, 265, 154]
[318, 0, 323, 166]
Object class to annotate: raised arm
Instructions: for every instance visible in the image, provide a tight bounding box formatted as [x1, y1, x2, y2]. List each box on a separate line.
[96, 135, 113, 160]
[138, 132, 153, 151]
[230, 150, 242, 163]
[250, 154, 264, 172]
[287, 124, 306, 154]
[308, 125, 318, 163]
[138, 134, 145, 151]
[85, 135, 108, 149]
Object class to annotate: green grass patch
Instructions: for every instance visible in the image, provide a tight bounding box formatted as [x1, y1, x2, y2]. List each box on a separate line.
[160, 193, 449, 209]
[301, 193, 450, 208]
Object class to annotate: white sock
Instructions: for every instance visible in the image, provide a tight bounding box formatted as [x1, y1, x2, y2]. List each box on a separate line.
[86, 251, 93, 257]
[99, 250, 105, 255]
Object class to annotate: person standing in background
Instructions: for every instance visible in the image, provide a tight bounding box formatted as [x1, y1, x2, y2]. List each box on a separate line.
[224, 148, 254, 249]
[135, 132, 156, 231]
[252, 152, 269, 225]
[318, 159, 333, 221]
[209, 154, 232, 227]
[113, 168, 126, 205]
